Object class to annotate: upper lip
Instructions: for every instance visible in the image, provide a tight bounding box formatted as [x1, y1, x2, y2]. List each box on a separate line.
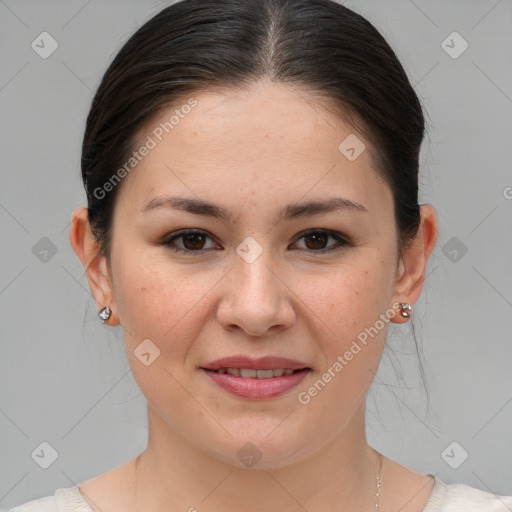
[201, 356, 310, 371]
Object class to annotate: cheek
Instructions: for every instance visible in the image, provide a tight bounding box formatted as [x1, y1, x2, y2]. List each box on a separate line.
[292, 259, 393, 412]
[295, 251, 395, 400]
[112, 261, 216, 412]
[112, 253, 224, 363]
[301, 252, 395, 336]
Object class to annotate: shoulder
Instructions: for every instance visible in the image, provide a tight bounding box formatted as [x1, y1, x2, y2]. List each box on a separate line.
[7, 486, 93, 512]
[424, 476, 512, 512]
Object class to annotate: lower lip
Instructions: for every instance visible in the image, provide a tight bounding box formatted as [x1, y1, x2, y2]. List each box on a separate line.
[201, 368, 310, 399]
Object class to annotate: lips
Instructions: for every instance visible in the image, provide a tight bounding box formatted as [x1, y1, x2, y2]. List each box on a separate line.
[200, 356, 311, 399]
[211, 368, 297, 379]
[201, 355, 310, 371]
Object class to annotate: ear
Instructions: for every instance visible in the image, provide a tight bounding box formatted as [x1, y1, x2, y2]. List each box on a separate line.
[69, 207, 119, 326]
[390, 204, 438, 324]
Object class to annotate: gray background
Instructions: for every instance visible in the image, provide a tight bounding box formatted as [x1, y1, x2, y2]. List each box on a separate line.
[1, 0, 511, 508]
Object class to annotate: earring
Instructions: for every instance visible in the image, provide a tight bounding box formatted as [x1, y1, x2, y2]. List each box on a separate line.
[399, 303, 412, 318]
[98, 305, 111, 323]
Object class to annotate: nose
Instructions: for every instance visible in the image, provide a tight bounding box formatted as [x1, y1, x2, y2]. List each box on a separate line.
[215, 246, 296, 337]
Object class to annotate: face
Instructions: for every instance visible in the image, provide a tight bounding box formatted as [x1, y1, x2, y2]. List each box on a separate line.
[101, 80, 408, 468]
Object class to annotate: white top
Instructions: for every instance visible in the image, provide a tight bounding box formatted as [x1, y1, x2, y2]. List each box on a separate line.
[7, 475, 512, 511]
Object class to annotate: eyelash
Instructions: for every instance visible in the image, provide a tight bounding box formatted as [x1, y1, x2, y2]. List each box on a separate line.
[161, 228, 352, 255]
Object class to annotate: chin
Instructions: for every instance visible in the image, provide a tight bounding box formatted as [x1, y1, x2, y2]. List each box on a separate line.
[208, 429, 314, 471]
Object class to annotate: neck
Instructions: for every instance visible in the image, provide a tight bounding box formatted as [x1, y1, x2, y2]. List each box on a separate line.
[130, 401, 382, 512]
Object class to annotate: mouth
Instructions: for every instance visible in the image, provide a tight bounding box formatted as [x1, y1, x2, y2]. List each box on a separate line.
[200, 356, 311, 399]
[201, 366, 311, 400]
[204, 367, 307, 379]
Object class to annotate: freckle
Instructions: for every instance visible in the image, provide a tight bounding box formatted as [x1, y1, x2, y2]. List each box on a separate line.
[141, 287, 147, 292]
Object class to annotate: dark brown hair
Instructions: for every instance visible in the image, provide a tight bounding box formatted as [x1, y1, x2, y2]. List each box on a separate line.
[81, 0, 424, 264]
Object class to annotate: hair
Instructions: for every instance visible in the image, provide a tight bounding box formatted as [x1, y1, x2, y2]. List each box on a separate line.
[81, 0, 430, 411]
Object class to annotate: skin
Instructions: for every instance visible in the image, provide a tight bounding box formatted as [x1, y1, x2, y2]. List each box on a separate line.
[70, 79, 438, 512]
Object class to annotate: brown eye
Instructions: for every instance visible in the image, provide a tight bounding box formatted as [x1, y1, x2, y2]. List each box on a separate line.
[163, 229, 218, 253]
[162, 228, 351, 255]
[304, 232, 328, 250]
[293, 229, 351, 253]
[181, 232, 207, 250]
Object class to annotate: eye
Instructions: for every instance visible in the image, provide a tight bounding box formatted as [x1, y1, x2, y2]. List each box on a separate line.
[161, 228, 351, 254]
[162, 229, 219, 253]
[291, 229, 351, 253]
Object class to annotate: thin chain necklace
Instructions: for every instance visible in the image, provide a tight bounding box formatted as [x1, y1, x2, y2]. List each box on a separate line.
[375, 452, 383, 510]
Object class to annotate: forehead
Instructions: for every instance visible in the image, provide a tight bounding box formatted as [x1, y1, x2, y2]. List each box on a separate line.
[116, 80, 391, 219]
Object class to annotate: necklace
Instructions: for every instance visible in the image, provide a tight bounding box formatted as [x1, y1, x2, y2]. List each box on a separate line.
[375, 452, 383, 510]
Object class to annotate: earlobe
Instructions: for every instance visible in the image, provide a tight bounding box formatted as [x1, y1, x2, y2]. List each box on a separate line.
[69, 207, 118, 325]
[390, 204, 438, 324]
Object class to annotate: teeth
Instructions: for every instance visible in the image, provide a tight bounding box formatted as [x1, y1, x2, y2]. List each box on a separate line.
[240, 369, 258, 378]
[255, 369, 274, 379]
[212, 368, 301, 378]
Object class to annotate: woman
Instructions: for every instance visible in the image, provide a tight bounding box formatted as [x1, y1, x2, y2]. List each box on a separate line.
[10, 0, 512, 510]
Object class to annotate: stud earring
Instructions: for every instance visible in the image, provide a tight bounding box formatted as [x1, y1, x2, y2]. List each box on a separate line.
[98, 305, 111, 323]
[399, 303, 412, 318]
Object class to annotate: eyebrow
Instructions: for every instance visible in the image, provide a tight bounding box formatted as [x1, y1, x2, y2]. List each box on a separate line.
[141, 195, 368, 222]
